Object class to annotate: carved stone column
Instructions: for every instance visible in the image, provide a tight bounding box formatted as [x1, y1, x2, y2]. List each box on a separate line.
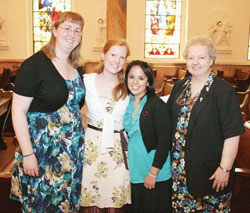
[107, 0, 127, 40]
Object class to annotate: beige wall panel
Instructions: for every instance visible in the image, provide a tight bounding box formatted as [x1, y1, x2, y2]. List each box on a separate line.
[73, 0, 106, 61]
[187, 0, 250, 64]
[0, 0, 249, 65]
[0, 0, 31, 59]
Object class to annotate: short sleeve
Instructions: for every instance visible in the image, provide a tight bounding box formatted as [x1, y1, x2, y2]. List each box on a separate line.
[217, 86, 245, 139]
[14, 59, 40, 97]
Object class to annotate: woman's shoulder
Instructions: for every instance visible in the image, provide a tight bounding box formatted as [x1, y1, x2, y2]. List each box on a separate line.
[18, 51, 48, 77]
[213, 76, 235, 93]
[168, 77, 188, 96]
[22, 51, 47, 66]
[146, 94, 166, 109]
[148, 94, 162, 102]
[83, 72, 97, 80]
[175, 77, 188, 87]
[83, 73, 97, 92]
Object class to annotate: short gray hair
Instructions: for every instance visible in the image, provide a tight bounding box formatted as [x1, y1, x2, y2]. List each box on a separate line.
[183, 35, 216, 65]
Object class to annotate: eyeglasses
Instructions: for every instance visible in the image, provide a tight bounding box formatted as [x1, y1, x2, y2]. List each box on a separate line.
[176, 81, 202, 106]
[175, 81, 198, 106]
[58, 26, 82, 36]
[176, 83, 190, 105]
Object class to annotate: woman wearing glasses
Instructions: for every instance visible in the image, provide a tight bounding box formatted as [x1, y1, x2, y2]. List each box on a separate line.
[10, 12, 85, 212]
[167, 35, 245, 212]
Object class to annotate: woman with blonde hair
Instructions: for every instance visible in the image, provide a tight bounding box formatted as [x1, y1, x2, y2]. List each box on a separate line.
[10, 11, 85, 212]
[80, 38, 131, 213]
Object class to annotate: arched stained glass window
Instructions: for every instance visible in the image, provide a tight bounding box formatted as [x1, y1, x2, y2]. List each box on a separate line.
[145, 0, 182, 59]
[33, 0, 71, 53]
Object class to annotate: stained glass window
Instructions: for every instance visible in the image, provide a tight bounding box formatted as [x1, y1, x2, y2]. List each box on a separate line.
[33, 0, 71, 53]
[145, 0, 182, 59]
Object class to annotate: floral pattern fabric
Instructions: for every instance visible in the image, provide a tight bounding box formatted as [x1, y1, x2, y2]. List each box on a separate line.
[172, 73, 231, 212]
[80, 96, 131, 208]
[10, 76, 85, 213]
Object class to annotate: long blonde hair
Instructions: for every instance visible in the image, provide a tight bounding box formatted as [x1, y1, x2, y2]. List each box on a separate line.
[41, 11, 84, 68]
[96, 38, 130, 101]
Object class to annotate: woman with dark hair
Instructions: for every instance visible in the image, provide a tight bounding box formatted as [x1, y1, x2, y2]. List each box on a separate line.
[124, 60, 172, 212]
[10, 11, 85, 212]
[80, 38, 131, 213]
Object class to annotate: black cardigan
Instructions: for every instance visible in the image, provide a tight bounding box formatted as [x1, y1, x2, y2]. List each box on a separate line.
[167, 76, 245, 197]
[14, 51, 85, 112]
[139, 94, 171, 169]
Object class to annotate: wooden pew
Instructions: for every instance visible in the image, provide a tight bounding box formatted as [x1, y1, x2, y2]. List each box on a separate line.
[164, 69, 188, 84]
[0, 177, 21, 212]
[163, 82, 173, 96]
[152, 65, 178, 89]
[0, 68, 11, 91]
[0, 67, 17, 91]
[0, 88, 20, 211]
[0, 89, 12, 150]
[237, 84, 250, 121]
[235, 69, 250, 92]
[0, 141, 21, 212]
[231, 128, 250, 212]
[156, 77, 173, 96]
[215, 70, 224, 79]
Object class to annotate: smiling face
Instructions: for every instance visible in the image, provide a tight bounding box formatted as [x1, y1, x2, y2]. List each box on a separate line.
[186, 45, 213, 80]
[127, 65, 149, 100]
[101, 45, 128, 75]
[53, 21, 82, 54]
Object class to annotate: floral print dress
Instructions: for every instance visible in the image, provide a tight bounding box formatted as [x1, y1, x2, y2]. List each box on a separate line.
[80, 96, 131, 208]
[172, 73, 231, 212]
[10, 76, 85, 213]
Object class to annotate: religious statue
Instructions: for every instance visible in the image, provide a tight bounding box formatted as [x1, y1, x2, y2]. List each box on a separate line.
[0, 15, 8, 48]
[95, 18, 106, 47]
[208, 20, 232, 48]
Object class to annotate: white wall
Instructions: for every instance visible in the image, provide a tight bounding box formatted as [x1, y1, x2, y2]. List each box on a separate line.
[126, 0, 250, 64]
[0, 0, 30, 59]
[0, 0, 250, 65]
[187, 0, 250, 64]
[73, 0, 106, 61]
[0, 0, 106, 61]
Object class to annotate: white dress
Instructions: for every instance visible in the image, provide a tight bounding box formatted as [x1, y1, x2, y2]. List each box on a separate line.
[80, 73, 131, 208]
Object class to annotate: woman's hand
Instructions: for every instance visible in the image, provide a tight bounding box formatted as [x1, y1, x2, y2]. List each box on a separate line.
[23, 154, 39, 177]
[12, 93, 38, 176]
[209, 167, 230, 192]
[144, 174, 157, 189]
[12, 93, 39, 177]
[209, 136, 240, 192]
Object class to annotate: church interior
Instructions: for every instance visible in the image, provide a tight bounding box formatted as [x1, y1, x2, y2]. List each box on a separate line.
[0, 0, 250, 212]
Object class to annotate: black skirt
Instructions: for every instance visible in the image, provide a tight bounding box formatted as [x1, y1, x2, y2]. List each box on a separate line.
[125, 178, 172, 213]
